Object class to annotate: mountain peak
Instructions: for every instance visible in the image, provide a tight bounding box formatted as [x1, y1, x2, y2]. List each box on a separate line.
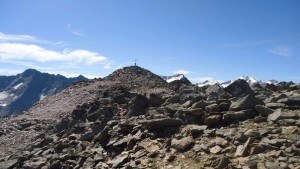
[106, 66, 169, 92]
[22, 69, 40, 77]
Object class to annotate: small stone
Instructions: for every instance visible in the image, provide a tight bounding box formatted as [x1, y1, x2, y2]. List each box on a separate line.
[210, 145, 222, 154]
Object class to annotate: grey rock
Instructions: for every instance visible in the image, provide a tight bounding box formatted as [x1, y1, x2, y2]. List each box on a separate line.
[235, 137, 252, 157]
[223, 110, 257, 124]
[174, 108, 204, 124]
[0, 159, 18, 169]
[267, 109, 299, 122]
[171, 136, 194, 152]
[112, 152, 129, 168]
[230, 94, 263, 111]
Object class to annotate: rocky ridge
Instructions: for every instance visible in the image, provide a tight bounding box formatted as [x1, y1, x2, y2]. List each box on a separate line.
[0, 66, 299, 169]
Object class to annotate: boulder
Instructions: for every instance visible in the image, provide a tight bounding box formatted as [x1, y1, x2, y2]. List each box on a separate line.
[223, 110, 257, 124]
[0, 159, 18, 169]
[255, 105, 274, 117]
[181, 125, 207, 138]
[111, 152, 129, 168]
[230, 94, 263, 111]
[148, 93, 164, 107]
[140, 118, 183, 130]
[171, 136, 194, 152]
[204, 115, 222, 127]
[205, 84, 223, 95]
[205, 104, 219, 113]
[127, 94, 149, 117]
[174, 108, 205, 124]
[267, 109, 299, 122]
[224, 79, 254, 98]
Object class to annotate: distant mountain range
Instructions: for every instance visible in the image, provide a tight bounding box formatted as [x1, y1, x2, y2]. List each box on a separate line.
[162, 74, 281, 87]
[0, 69, 87, 116]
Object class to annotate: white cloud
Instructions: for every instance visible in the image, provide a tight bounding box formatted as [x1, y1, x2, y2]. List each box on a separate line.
[173, 69, 191, 75]
[0, 69, 23, 76]
[269, 47, 292, 57]
[72, 31, 85, 36]
[0, 32, 36, 42]
[0, 43, 110, 67]
[0, 32, 63, 45]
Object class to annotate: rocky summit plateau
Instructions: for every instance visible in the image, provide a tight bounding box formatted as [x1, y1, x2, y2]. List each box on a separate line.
[0, 66, 299, 169]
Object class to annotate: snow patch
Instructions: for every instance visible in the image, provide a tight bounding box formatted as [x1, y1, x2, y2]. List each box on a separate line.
[0, 103, 7, 107]
[0, 92, 9, 100]
[164, 74, 184, 83]
[13, 83, 24, 89]
[40, 93, 47, 100]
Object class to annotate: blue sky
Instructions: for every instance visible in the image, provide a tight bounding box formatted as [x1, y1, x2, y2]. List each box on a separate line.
[0, 0, 299, 82]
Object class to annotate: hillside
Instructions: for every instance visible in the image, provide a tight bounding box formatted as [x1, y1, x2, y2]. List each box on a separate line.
[0, 66, 299, 169]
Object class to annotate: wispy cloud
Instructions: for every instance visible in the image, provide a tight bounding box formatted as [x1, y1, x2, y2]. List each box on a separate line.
[0, 32, 63, 45]
[269, 46, 292, 57]
[0, 43, 111, 68]
[222, 39, 274, 48]
[66, 24, 85, 36]
[71, 31, 85, 36]
[173, 69, 191, 75]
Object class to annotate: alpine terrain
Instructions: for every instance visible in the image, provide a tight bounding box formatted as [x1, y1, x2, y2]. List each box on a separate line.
[0, 66, 299, 169]
[0, 69, 87, 117]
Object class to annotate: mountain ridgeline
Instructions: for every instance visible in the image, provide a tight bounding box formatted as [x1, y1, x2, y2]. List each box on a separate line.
[0, 69, 87, 116]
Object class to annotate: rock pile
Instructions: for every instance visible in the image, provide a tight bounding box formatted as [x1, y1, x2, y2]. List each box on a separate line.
[0, 66, 299, 168]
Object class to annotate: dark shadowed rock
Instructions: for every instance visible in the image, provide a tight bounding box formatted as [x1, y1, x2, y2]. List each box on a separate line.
[204, 115, 222, 127]
[148, 93, 164, 107]
[255, 105, 274, 117]
[224, 79, 254, 98]
[140, 118, 183, 130]
[127, 94, 149, 117]
[223, 110, 257, 124]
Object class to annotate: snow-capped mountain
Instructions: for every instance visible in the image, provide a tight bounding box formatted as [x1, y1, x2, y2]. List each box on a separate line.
[220, 75, 261, 88]
[237, 75, 261, 84]
[266, 80, 279, 84]
[197, 79, 219, 87]
[161, 74, 185, 83]
[0, 69, 87, 117]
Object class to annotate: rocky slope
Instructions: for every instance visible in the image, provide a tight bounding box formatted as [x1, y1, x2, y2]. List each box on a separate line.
[0, 66, 299, 169]
[0, 69, 87, 116]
